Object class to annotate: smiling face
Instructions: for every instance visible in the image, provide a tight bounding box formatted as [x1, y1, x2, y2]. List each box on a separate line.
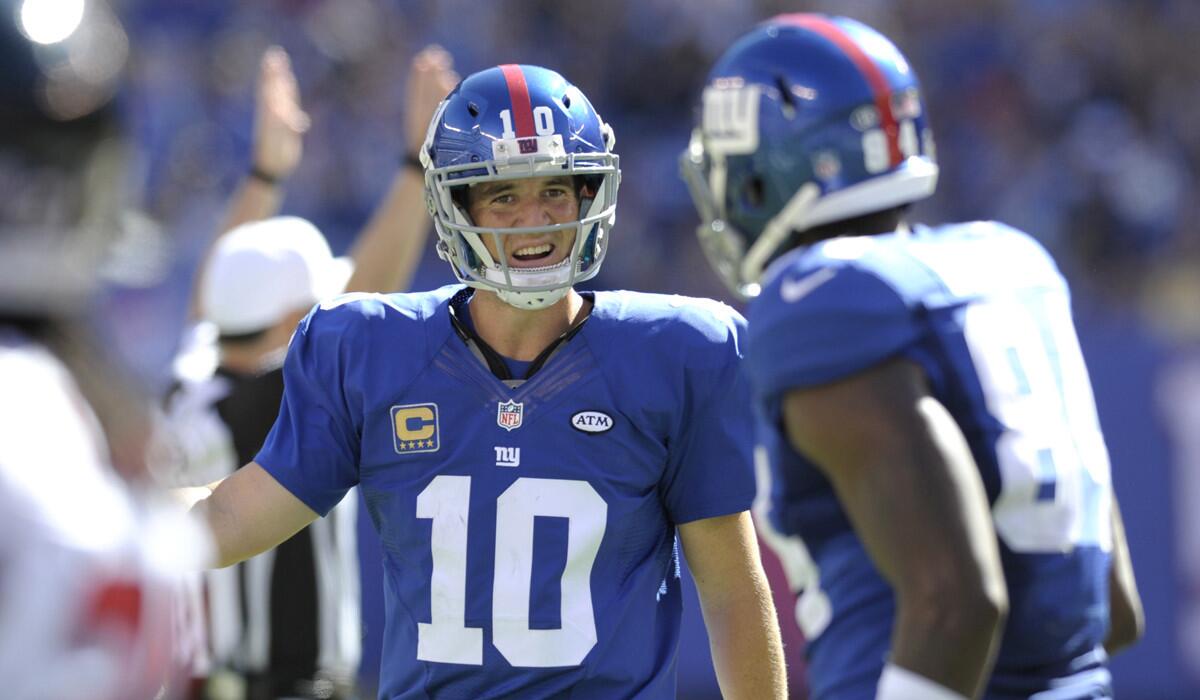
[464, 175, 580, 268]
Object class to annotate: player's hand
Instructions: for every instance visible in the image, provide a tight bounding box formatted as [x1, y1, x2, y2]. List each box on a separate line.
[405, 45, 459, 160]
[252, 46, 310, 181]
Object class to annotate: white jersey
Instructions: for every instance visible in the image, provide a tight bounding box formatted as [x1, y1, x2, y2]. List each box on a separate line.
[0, 329, 211, 699]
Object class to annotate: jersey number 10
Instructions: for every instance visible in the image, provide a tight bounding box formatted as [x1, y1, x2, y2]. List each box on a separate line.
[416, 475, 607, 667]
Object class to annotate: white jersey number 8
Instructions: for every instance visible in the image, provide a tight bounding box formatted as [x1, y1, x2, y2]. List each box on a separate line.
[963, 293, 1112, 554]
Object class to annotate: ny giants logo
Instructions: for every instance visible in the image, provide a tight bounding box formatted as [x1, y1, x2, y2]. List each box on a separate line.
[494, 446, 520, 468]
[517, 138, 538, 154]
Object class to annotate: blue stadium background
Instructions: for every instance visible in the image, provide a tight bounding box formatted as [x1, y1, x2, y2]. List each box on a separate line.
[100, 1, 1200, 697]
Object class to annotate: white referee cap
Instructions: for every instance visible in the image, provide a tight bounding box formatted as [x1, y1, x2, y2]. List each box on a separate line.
[200, 216, 352, 336]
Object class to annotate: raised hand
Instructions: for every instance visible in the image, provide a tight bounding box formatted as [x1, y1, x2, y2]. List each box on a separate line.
[253, 46, 310, 181]
[405, 45, 459, 160]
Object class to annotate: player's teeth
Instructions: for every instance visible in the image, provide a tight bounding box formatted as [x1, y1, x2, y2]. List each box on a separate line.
[513, 244, 552, 257]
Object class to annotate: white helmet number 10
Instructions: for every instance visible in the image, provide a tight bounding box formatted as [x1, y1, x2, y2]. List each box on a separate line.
[499, 107, 557, 139]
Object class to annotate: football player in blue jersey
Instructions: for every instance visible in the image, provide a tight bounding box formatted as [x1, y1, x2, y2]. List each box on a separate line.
[682, 13, 1143, 700]
[183, 63, 787, 699]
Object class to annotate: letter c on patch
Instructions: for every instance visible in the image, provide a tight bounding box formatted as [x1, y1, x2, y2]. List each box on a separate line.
[395, 405, 436, 441]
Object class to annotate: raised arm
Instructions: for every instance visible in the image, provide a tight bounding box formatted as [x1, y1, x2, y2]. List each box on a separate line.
[188, 46, 309, 320]
[782, 357, 1008, 699]
[679, 511, 787, 700]
[342, 45, 459, 294]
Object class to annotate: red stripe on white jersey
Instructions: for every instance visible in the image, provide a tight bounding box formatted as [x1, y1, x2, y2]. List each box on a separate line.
[499, 64, 536, 138]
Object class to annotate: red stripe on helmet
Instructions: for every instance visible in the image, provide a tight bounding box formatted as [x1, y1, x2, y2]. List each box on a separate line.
[499, 64, 536, 138]
[775, 14, 903, 167]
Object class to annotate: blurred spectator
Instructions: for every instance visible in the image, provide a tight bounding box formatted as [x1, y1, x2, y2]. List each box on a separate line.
[0, 1, 209, 697]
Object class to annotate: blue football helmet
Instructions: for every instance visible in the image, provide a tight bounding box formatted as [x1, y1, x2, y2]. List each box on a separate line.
[681, 13, 938, 299]
[421, 64, 620, 309]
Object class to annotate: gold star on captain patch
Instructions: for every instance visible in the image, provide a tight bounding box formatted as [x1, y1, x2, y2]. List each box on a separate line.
[425, 439, 434, 447]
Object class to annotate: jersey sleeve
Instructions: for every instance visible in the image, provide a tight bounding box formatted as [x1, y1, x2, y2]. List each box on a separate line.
[746, 264, 922, 401]
[659, 307, 757, 524]
[254, 305, 361, 516]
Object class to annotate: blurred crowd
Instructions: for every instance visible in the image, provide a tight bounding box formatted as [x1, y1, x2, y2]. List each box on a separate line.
[98, 0, 1200, 386]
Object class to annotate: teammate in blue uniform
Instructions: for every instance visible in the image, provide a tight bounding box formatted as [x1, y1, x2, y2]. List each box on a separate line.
[681, 14, 1144, 700]
[186, 64, 787, 699]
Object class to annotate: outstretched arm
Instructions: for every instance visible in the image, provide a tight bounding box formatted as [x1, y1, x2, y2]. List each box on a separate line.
[782, 357, 1008, 699]
[679, 511, 787, 700]
[185, 462, 318, 569]
[342, 45, 459, 294]
[189, 46, 309, 320]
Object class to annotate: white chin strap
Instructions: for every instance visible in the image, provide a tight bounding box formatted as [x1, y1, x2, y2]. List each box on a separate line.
[496, 286, 570, 310]
[739, 183, 820, 288]
[482, 258, 574, 310]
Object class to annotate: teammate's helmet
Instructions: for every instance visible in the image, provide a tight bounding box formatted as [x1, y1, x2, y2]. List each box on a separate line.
[0, 0, 129, 315]
[681, 14, 938, 299]
[422, 64, 620, 310]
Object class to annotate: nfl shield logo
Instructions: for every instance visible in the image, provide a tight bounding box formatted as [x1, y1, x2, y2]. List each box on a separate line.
[497, 400, 524, 431]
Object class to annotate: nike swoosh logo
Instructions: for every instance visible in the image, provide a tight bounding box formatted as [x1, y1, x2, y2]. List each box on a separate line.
[780, 267, 838, 303]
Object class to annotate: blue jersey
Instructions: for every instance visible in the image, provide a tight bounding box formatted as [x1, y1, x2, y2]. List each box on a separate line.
[256, 286, 756, 699]
[746, 223, 1114, 699]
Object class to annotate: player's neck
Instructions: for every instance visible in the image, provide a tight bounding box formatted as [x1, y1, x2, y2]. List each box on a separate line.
[468, 289, 588, 361]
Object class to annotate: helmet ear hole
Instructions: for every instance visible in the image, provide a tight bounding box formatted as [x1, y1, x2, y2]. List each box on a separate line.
[743, 175, 766, 209]
[467, 102, 480, 118]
